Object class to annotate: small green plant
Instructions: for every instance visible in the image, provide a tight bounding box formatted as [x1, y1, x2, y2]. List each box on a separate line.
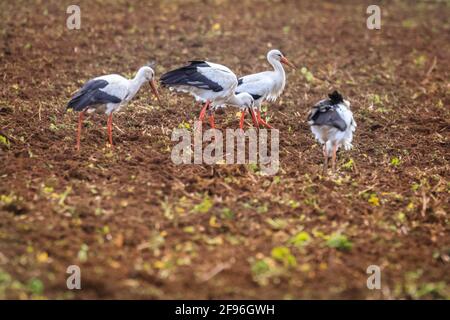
[0, 193, 28, 215]
[288, 231, 311, 247]
[221, 208, 234, 220]
[183, 226, 195, 234]
[256, 203, 269, 214]
[161, 197, 174, 220]
[247, 163, 259, 173]
[326, 233, 353, 251]
[178, 120, 191, 130]
[250, 257, 283, 286]
[300, 67, 314, 83]
[49, 123, 59, 131]
[193, 196, 213, 214]
[273, 176, 281, 184]
[402, 270, 448, 299]
[411, 182, 421, 191]
[402, 19, 417, 29]
[0, 134, 10, 148]
[287, 199, 300, 209]
[396, 212, 406, 223]
[342, 158, 354, 170]
[390, 156, 401, 166]
[77, 244, 89, 262]
[266, 218, 287, 230]
[271, 246, 297, 267]
[27, 278, 44, 295]
[1, 194, 16, 205]
[251, 259, 270, 276]
[370, 94, 383, 106]
[413, 54, 427, 67]
[368, 193, 380, 206]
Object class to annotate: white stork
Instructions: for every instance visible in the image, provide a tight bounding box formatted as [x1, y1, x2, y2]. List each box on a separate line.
[67, 66, 161, 151]
[160, 61, 255, 129]
[308, 91, 357, 174]
[235, 49, 296, 129]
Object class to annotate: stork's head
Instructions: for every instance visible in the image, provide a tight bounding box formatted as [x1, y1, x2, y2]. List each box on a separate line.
[138, 66, 161, 104]
[236, 92, 255, 109]
[268, 49, 296, 69]
[139, 66, 155, 80]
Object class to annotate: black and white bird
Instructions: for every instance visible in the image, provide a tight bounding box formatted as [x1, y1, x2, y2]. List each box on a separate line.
[308, 91, 356, 174]
[160, 61, 255, 129]
[67, 66, 161, 151]
[235, 49, 296, 129]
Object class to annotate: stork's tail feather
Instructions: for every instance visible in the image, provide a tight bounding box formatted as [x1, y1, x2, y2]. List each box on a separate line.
[67, 92, 90, 111]
[343, 141, 353, 151]
[67, 95, 82, 111]
[67, 79, 114, 112]
[67, 96, 80, 110]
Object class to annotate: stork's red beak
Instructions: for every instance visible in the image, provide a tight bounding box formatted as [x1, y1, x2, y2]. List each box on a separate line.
[150, 79, 161, 104]
[280, 56, 296, 69]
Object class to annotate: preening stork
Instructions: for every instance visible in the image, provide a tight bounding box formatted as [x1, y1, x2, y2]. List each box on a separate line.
[67, 66, 161, 151]
[160, 60, 255, 129]
[308, 91, 356, 174]
[235, 49, 296, 129]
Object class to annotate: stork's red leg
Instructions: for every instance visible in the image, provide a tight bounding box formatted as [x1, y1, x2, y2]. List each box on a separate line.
[107, 113, 113, 148]
[249, 108, 259, 128]
[76, 112, 84, 151]
[197, 101, 210, 133]
[199, 101, 209, 122]
[257, 111, 273, 129]
[331, 143, 337, 172]
[209, 113, 216, 129]
[239, 111, 246, 130]
[322, 145, 328, 175]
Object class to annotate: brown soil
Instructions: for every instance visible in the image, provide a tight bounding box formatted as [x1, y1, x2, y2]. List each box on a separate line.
[0, 0, 449, 299]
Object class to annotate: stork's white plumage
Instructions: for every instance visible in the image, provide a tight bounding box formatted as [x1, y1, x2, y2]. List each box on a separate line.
[160, 61, 255, 129]
[308, 91, 356, 174]
[235, 49, 296, 129]
[67, 66, 161, 150]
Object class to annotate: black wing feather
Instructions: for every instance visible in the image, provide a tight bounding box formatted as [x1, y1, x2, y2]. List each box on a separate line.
[67, 79, 121, 111]
[310, 107, 347, 131]
[160, 61, 224, 92]
[308, 91, 347, 131]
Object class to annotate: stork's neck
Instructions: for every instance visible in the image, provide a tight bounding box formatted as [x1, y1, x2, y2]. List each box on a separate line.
[268, 57, 286, 79]
[129, 72, 147, 95]
[267, 56, 286, 95]
[131, 72, 147, 87]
